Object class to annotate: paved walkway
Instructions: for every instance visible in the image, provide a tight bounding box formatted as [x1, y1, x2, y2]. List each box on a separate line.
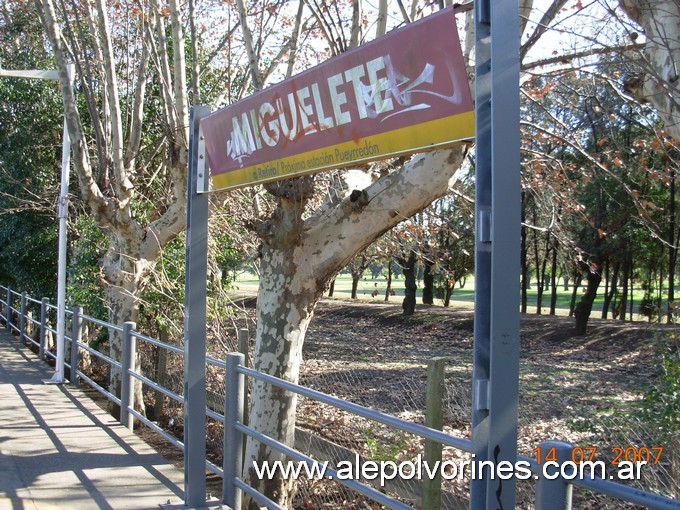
[0, 328, 185, 509]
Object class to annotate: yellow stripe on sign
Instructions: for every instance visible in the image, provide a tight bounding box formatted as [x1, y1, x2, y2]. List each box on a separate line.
[209, 110, 475, 192]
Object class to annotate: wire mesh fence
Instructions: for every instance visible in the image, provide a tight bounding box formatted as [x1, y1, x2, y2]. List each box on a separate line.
[18, 292, 673, 510]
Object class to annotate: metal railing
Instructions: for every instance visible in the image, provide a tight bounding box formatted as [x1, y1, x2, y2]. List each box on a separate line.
[0, 285, 231, 478]
[1, 284, 679, 509]
[221, 355, 680, 510]
[0, 286, 188, 452]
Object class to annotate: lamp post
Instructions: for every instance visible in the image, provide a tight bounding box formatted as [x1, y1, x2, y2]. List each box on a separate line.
[0, 64, 75, 384]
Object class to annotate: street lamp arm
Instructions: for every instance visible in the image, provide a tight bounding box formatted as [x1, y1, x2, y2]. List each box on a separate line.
[0, 69, 59, 80]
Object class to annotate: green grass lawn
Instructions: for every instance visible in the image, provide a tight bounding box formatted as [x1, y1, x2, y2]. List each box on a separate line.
[232, 272, 657, 317]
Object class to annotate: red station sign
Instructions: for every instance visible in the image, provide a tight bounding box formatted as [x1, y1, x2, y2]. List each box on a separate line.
[201, 6, 474, 192]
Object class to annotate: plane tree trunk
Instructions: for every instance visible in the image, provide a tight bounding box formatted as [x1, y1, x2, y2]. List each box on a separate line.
[35, 0, 189, 415]
[243, 149, 467, 507]
[620, 0, 680, 140]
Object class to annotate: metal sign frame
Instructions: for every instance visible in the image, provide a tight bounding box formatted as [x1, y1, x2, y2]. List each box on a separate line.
[184, 105, 211, 507]
[183, 2, 521, 508]
[471, 1, 521, 509]
[199, 6, 473, 193]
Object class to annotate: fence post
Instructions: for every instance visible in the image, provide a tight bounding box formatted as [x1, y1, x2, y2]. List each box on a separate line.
[423, 357, 446, 510]
[6, 287, 12, 332]
[70, 306, 82, 386]
[40, 298, 49, 361]
[535, 440, 573, 510]
[153, 327, 169, 420]
[237, 328, 249, 362]
[120, 321, 137, 431]
[19, 292, 27, 343]
[223, 352, 245, 510]
[237, 328, 250, 428]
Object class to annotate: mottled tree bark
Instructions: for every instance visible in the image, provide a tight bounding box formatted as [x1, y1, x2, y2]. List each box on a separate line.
[243, 149, 467, 506]
[620, 0, 680, 139]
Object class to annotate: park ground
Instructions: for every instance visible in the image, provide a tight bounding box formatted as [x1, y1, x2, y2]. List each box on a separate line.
[232, 272, 669, 319]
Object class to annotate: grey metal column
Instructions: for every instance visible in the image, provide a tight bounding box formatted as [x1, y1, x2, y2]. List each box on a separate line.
[223, 352, 245, 509]
[6, 288, 11, 332]
[184, 104, 211, 507]
[40, 298, 49, 360]
[120, 321, 136, 430]
[70, 305, 82, 385]
[19, 292, 26, 343]
[535, 441, 573, 510]
[471, 1, 521, 509]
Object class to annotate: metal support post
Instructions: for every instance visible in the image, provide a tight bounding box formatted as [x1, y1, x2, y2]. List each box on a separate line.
[19, 292, 27, 343]
[6, 288, 11, 332]
[40, 298, 49, 361]
[223, 352, 245, 509]
[153, 328, 169, 419]
[70, 306, 82, 385]
[120, 321, 136, 430]
[47, 63, 75, 384]
[535, 441, 574, 510]
[471, 0, 521, 509]
[183, 105, 211, 507]
[0, 64, 75, 383]
[237, 328, 250, 429]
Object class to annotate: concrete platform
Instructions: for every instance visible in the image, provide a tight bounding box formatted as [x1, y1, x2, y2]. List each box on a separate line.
[0, 329, 185, 509]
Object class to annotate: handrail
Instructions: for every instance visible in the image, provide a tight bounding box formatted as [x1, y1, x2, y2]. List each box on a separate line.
[129, 369, 184, 405]
[238, 364, 472, 452]
[223, 354, 680, 510]
[223, 353, 467, 510]
[206, 355, 226, 369]
[26, 295, 42, 306]
[519, 452, 680, 509]
[80, 312, 123, 332]
[77, 371, 122, 407]
[131, 329, 184, 355]
[237, 422, 413, 510]
[2, 284, 679, 510]
[128, 407, 184, 451]
[78, 341, 122, 370]
[573, 475, 680, 509]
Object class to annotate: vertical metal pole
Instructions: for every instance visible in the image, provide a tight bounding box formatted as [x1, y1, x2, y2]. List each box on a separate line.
[120, 321, 136, 430]
[237, 328, 250, 430]
[40, 298, 49, 361]
[535, 441, 573, 510]
[19, 292, 27, 343]
[70, 306, 82, 386]
[223, 352, 245, 509]
[184, 105, 211, 507]
[471, 1, 521, 509]
[154, 328, 169, 419]
[6, 288, 12, 332]
[52, 63, 75, 384]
